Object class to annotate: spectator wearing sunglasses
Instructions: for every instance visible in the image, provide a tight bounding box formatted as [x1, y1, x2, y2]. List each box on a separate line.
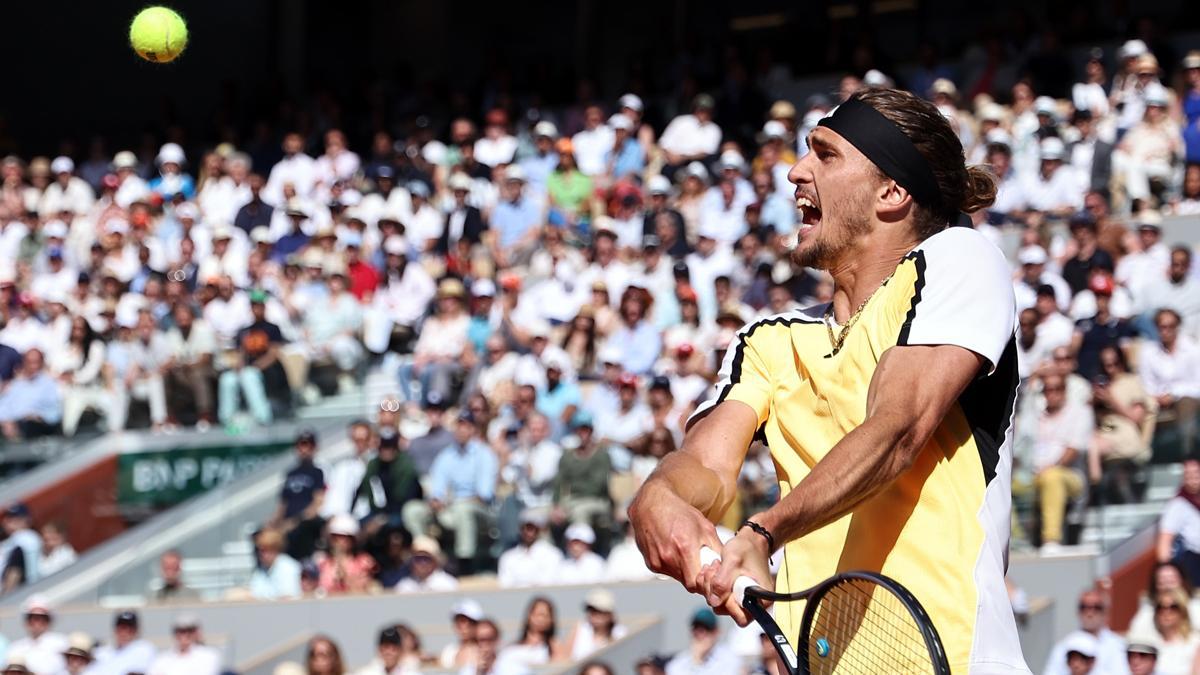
[1042, 589, 1127, 675]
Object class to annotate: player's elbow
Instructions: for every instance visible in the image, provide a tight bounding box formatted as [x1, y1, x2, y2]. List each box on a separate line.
[887, 419, 936, 476]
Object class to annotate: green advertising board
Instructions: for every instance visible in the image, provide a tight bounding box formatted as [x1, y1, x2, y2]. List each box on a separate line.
[117, 441, 292, 508]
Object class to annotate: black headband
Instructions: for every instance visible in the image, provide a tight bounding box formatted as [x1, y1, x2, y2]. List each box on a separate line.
[817, 97, 940, 208]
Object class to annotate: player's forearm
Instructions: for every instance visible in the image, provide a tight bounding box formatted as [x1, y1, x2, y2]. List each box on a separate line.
[754, 415, 918, 546]
[641, 451, 731, 521]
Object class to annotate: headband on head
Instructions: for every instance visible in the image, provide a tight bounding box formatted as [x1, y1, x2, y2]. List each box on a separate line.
[817, 97, 940, 209]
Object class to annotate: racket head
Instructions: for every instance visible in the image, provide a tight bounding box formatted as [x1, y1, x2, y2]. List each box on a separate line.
[797, 571, 950, 675]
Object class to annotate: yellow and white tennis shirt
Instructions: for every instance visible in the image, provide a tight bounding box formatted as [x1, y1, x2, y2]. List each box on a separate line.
[692, 227, 1030, 673]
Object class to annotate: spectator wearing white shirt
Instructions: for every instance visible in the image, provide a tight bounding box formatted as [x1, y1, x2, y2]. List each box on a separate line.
[1018, 137, 1085, 218]
[571, 106, 615, 177]
[555, 523, 606, 585]
[1141, 309, 1200, 457]
[475, 109, 519, 168]
[395, 536, 460, 593]
[1030, 373, 1095, 551]
[440, 600, 483, 670]
[605, 520, 654, 582]
[198, 152, 253, 227]
[363, 236, 435, 355]
[265, 132, 319, 206]
[314, 129, 361, 191]
[89, 611, 157, 675]
[1017, 308, 1053, 381]
[659, 95, 721, 177]
[1044, 590, 1129, 675]
[38, 157, 94, 219]
[61, 632, 95, 675]
[6, 596, 67, 675]
[404, 181, 444, 254]
[1143, 248, 1200, 340]
[321, 419, 374, 518]
[248, 528, 302, 600]
[565, 590, 627, 661]
[498, 511, 563, 588]
[1116, 85, 1183, 205]
[112, 151, 150, 208]
[1012, 243, 1070, 309]
[1159, 460, 1200, 588]
[36, 523, 76, 578]
[148, 614, 221, 675]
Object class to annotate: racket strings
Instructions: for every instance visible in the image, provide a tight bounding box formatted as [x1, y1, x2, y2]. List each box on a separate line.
[804, 578, 936, 674]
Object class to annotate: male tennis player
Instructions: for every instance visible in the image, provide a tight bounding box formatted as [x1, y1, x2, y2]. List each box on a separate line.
[629, 87, 1030, 673]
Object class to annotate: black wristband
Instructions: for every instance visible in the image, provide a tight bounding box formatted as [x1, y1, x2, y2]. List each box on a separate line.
[740, 519, 776, 553]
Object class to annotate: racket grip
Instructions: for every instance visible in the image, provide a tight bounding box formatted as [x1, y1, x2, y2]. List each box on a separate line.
[699, 546, 760, 605]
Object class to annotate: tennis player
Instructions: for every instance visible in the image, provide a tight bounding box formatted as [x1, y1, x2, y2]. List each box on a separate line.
[628, 87, 1030, 673]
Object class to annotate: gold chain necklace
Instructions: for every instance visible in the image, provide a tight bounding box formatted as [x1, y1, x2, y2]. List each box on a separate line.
[823, 273, 893, 356]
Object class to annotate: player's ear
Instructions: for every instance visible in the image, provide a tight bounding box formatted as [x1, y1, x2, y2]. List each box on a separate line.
[876, 179, 912, 220]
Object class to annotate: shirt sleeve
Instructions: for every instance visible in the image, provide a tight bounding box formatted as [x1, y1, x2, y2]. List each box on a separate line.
[896, 228, 1016, 373]
[1162, 499, 1187, 535]
[687, 319, 776, 430]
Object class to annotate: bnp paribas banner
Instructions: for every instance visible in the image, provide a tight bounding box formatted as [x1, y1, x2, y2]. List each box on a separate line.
[117, 441, 292, 508]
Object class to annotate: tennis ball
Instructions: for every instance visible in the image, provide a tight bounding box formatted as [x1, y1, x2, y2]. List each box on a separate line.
[129, 7, 188, 63]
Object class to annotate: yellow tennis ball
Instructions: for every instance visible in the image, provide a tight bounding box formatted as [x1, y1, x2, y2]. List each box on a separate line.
[129, 7, 188, 63]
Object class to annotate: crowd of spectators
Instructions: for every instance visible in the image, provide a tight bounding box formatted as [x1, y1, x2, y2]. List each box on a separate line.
[3, 17, 1200, 674]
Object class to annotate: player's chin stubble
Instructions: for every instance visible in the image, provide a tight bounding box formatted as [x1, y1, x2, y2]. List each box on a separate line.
[790, 202, 873, 270]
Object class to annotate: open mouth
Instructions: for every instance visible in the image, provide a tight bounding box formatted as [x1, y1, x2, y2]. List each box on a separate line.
[796, 193, 822, 235]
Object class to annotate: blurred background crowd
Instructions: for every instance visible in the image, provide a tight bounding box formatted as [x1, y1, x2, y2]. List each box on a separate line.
[2, 1, 1200, 673]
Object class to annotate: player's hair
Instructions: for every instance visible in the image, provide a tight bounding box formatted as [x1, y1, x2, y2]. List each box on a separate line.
[852, 88, 997, 239]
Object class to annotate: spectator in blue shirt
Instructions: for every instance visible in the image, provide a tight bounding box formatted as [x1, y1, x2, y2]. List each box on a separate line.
[272, 204, 311, 264]
[0, 342, 20, 383]
[271, 429, 326, 559]
[401, 410, 498, 574]
[607, 288, 662, 376]
[537, 352, 582, 438]
[489, 166, 543, 268]
[147, 143, 196, 201]
[606, 115, 645, 181]
[0, 349, 62, 441]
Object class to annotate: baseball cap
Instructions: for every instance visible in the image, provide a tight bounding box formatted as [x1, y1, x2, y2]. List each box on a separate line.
[157, 143, 186, 166]
[1135, 53, 1160, 75]
[769, 100, 797, 119]
[112, 151, 138, 170]
[693, 93, 715, 110]
[328, 513, 360, 538]
[22, 594, 52, 617]
[1062, 630, 1098, 658]
[378, 625, 402, 646]
[50, 156, 74, 174]
[649, 375, 672, 392]
[451, 599, 484, 622]
[647, 174, 672, 195]
[585, 589, 616, 613]
[683, 161, 709, 182]
[6, 503, 30, 519]
[1127, 642, 1158, 655]
[619, 93, 644, 112]
[114, 610, 139, 628]
[533, 121, 559, 139]
[1039, 137, 1066, 161]
[565, 522, 596, 545]
[718, 150, 746, 172]
[437, 277, 467, 300]
[251, 226, 273, 244]
[456, 408, 476, 425]
[1144, 84, 1169, 108]
[518, 508, 548, 527]
[295, 428, 317, 444]
[504, 165, 527, 183]
[471, 278, 497, 298]
[249, 289, 269, 305]
[171, 613, 200, 630]
[375, 165, 395, 180]
[864, 69, 891, 87]
[598, 345, 623, 365]
[608, 114, 634, 131]
[407, 181, 431, 199]
[384, 235, 409, 256]
[1185, 51, 1200, 70]
[448, 172, 473, 192]
[930, 78, 957, 97]
[979, 103, 1006, 124]
[42, 220, 68, 239]
[675, 343, 696, 357]
[690, 606, 718, 630]
[642, 234, 662, 250]
[1017, 246, 1048, 266]
[761, 120, 787, 140]
[1089, 274, 1116, 296]
[1119, 39, 1149, 59]
[1034, 96, 1058, 117]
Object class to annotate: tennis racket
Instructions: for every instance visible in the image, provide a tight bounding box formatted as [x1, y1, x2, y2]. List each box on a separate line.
[699, 547, 949, 674]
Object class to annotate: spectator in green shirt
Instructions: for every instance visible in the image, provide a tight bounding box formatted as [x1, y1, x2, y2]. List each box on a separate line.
[547, 138, 594, 235]
[551, 417, 612, 536]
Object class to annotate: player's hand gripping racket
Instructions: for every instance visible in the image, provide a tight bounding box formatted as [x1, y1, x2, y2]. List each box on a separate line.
[699, 547, 949, 674]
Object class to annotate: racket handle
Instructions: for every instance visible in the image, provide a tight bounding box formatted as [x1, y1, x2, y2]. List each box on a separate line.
[699, 546, 760, 605]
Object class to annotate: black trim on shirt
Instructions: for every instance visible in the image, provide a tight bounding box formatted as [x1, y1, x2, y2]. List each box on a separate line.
[896, 249, 928, 346]
[714, 314, 822, 407]
[957, 337, 1020, 487]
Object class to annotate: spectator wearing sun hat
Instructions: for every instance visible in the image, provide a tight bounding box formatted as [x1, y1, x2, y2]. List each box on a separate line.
[400, 277, 471, 406]
[439, 173, 489, 255]
[37, 156, 94, 218]
[61, 632, 95, 675]
[149, 143, 196, 201]
[1018, 137, 1085, 218]
[395, 536, 459, 593]
[316, 514, 376, 594]
[363, 234, 436, 354]
[554, 523, 606, 585]
[1116, 82, 1184, 204]
[248, 528, 302, 600]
